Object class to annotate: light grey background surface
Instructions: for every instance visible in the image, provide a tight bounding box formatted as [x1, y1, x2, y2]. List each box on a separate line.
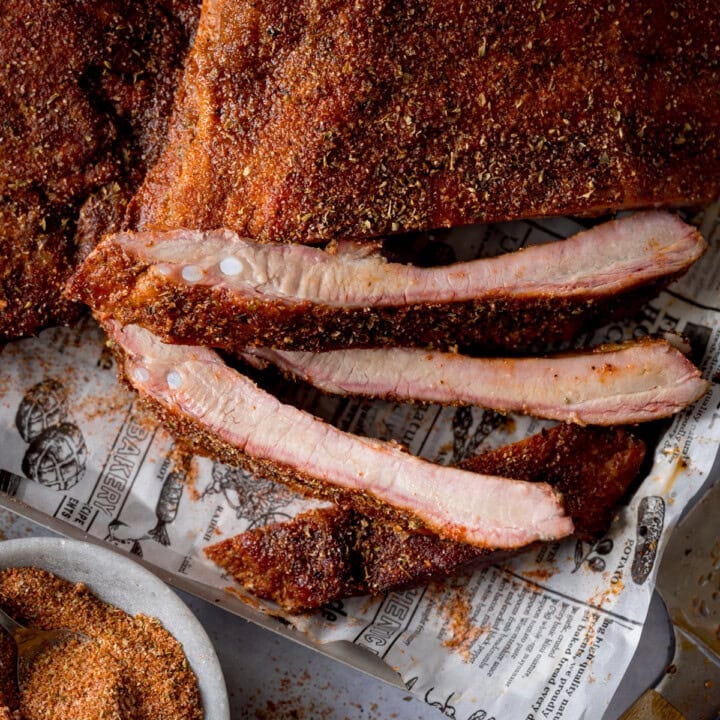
[0, 508, 669, 719]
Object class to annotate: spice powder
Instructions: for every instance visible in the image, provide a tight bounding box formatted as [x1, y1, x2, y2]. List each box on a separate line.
[0, 567, 203, 720]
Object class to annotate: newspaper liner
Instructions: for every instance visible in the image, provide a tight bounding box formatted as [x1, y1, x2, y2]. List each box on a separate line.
[0, 210, 718, 720]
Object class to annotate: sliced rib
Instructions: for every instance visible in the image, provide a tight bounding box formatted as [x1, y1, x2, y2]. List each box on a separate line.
[107, 322, 573, 549]
[205, 425, 646, 612]
[243, 339, 708, 426]
[69, 212, 706, 352]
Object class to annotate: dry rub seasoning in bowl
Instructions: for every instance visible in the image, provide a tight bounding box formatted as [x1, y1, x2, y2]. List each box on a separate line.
[0, 567, 203, 720]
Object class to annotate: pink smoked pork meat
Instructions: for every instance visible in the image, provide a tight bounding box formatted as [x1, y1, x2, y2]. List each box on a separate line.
[242, 338, 708, 426]
[206, 424, 646, 612]
[68, 212, 706, 353]
[127, 0, 720, 243]
[107, 322, 573, 549]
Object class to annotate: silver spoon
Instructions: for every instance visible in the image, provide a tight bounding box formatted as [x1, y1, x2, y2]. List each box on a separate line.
[0, 605, 84, 684]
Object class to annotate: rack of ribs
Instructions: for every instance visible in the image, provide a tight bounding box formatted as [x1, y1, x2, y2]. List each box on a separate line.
[129, 0, 720, 242]
[8, 0, 718, 611]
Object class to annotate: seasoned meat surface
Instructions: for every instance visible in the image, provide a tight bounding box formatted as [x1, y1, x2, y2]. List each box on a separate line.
[68, 213, 705, 353]
[0, 0, 199, 339]
[130, 0, 720, 242]
[206, 425, 646, 612]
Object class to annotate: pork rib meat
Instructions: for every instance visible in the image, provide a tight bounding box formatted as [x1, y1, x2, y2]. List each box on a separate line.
[128, 0, 720, 242]
[205, 424, 646, 612]
[243, 338, 708, 426]
[0, 0, 199, 339]
[69, 212, 705, 353]
[107, 322, 573, 549]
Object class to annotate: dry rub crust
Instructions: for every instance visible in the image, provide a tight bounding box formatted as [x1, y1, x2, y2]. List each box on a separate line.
[130, 0, 720, 242]
[0, 0, 199, 339]
[205, 425, 646, 612]
[72, 239, 678, 353]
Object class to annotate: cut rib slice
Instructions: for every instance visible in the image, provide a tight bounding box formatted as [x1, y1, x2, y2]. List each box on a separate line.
[242, 339, 708, 426]
[205, 424, 646, 612]
[69, 212, 706, 352]
[107, 322, 573, 549]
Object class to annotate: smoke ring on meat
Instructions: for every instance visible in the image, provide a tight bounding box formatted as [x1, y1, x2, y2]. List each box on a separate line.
[67, 212, 706, 353]
[107, 322, 574, 550]
[241, 339, 708, 426]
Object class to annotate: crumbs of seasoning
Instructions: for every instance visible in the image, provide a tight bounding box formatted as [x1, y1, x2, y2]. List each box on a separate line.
[437, 583, 487, 661]
[0, 631, 19, 719]
[0, 567, 203, 720]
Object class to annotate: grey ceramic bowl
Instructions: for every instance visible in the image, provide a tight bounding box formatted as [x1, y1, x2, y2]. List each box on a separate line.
[0, 537, 229, 720]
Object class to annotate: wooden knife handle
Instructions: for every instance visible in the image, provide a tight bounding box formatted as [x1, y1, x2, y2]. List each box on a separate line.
[620, 689, 687, 720]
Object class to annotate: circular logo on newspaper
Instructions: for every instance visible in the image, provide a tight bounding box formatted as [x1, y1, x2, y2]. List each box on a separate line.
[15, 378, 68, 443]
[21, 422, 88, 491]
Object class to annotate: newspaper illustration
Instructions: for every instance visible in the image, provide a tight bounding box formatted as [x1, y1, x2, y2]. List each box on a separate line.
[0, 208, 718, 720]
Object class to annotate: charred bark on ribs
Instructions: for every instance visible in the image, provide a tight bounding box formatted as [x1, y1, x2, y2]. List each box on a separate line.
[129, 0, 720, 242]
[0, 0, 199, 339]
[205, 424, 646, 613]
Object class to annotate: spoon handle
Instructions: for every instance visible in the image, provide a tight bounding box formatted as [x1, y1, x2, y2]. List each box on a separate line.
[0, 606, 21, 638]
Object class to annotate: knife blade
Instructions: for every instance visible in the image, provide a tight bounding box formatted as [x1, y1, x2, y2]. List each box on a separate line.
[621, 480, 720, 720]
